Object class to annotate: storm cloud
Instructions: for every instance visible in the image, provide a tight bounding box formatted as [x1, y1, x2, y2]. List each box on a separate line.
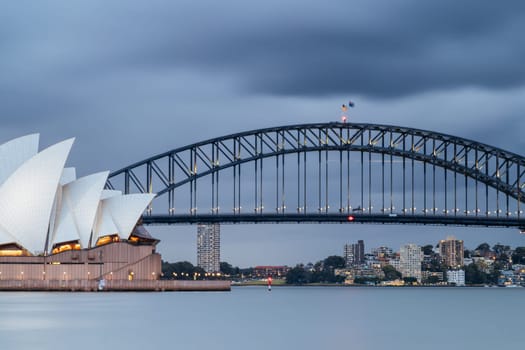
[3, 1, 525, 101]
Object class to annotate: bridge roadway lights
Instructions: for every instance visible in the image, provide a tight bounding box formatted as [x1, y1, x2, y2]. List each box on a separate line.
[142, 213, 525, 228]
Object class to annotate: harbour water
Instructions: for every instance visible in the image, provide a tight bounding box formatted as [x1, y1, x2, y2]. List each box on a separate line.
[0, 286, 522, 349]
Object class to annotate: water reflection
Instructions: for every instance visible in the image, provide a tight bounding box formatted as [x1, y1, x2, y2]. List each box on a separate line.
[0, 287, 522, 349]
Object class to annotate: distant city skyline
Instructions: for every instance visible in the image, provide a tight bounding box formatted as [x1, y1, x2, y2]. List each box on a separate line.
[155, 223, 524, 267]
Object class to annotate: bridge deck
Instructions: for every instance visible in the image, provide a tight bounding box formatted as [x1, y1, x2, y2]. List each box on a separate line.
[142, 213, 525, 228]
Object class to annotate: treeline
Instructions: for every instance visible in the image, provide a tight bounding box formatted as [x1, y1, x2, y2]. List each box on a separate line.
[285, 256, 346, 284]
[161, 260, 249, 279]
[161, 243, 525, 284]
[463, 244, 525, 285]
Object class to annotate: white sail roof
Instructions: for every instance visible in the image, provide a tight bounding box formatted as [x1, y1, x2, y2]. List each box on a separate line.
[52, 171, 109, 248]
[0, 138, 74, 254]
[92, 193, 155, 243]
[60, 167, 77, 185]
[48, 168, 77, 250]
[0, 134, 39, 186]
[100, 190, 121, 199]
[0, 223, 19, 247]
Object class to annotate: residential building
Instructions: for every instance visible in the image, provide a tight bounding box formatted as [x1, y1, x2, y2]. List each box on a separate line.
[421, 271, 444, 283]
[344, 240, 365, 267]
[400, 244, 423, 282]
[389, 254, 401, 271]
[197, 224, 220, 273]
[447, 270, 465, 286]
[371, 246, 394, 259]
[439, 236, 464, 268]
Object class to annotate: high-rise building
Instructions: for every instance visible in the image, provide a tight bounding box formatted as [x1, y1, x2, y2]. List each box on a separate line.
[439, 236, 464, 268]
[344, 240, 365, 267]
[400, 243, 423, 282]
[197, 224, 220, 272]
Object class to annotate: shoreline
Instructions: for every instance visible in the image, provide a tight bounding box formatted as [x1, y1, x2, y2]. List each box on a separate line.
[0, 279, 231, 292]
[231, 282, 513, 288]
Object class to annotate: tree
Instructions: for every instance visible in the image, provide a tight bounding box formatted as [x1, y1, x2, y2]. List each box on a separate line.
[239, 267, 253, 278]
[220, 262, 235, 276]
[464, 264, 489, 285]
[475, 243, 491, 256]
[422, 245, 434, 256]
[162, 260, 199, 279]
[511, 247, 525, 265]
[382, 265, 402, 281]
[323, 255, 346, 269]
[285, 265, 311, 284]
[493, 244, 511, 257]
[310, 270, 344, 283]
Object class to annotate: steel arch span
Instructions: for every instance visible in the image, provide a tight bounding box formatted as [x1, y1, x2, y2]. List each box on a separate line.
[106, 122, 525, 229]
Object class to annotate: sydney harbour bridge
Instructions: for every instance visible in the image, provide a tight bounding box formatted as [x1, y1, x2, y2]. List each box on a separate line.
[105, 122, 525, 230]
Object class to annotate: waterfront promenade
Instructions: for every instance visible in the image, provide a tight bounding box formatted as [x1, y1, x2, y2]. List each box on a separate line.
[0, 279, 230, 292]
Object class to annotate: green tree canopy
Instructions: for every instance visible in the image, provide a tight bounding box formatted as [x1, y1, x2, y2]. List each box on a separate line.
[475, 243, 491, 256]
[465, 264, 489, 285]
[161, 261, 204, 279]
[220, 261, 237, 275]
[512, 247, 525, 265]
[492, 244, 511, 256]
[422, 245, 434, 255]
[285, 265, 311, 284]
[323, 255, 346, 269]
[382, 265, 402, 281]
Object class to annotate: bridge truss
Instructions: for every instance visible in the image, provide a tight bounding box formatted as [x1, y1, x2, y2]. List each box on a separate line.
[106, 122, 525, 228]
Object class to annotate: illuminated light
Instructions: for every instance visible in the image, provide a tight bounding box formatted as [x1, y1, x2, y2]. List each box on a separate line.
[0, 243, 30, 256]
[51, 242, 81, 254]
[96, 234, 119, 246]
[347, 215, 355, 221]
[0, 249, 24, 257]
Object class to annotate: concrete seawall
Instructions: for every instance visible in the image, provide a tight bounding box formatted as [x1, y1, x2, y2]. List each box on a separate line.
[0, 279, 231, 292]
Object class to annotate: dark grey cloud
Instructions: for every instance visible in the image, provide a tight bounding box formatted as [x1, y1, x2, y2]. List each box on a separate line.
[120, 0, 525, 98]
[4, 1, 525, 101]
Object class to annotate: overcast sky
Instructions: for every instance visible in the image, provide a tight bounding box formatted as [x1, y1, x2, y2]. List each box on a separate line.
[2, 1, 525, 266]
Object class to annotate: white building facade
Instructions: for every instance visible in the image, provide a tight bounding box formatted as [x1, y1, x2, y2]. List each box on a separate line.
[197, 224, 221, 273]
[400, 244, 423, 282]
[447, 270, 466, 286]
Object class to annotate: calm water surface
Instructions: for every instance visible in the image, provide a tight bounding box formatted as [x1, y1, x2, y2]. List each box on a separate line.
[0, 286, 522, 349]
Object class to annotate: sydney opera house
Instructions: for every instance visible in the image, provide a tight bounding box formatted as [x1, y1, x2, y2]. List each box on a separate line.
[0, 134, 163, 290]
[0, 134, 230, 291]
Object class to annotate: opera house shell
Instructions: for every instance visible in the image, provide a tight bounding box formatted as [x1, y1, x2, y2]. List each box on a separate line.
[0, 134, 161, 290]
